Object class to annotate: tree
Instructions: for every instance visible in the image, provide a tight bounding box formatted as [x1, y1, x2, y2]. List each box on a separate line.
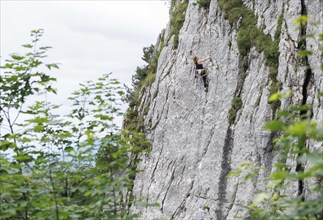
[0, 30, 147, 219]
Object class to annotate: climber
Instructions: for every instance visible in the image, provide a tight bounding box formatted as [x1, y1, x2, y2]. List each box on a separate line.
[193, 55, 211, 89]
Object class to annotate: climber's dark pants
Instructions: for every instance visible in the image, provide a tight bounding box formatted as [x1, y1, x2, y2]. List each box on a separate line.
[197, 69, 209, 88]
[202, 75, 208, 88]
[197, 69, 208, 88]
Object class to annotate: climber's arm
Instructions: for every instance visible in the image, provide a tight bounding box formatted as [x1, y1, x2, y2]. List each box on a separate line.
[198, 57, 211, 63]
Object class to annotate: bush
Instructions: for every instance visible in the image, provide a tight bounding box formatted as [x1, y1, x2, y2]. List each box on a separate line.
[169, 0, 189, 49]
[228, 96, 243, 124]
[173, 34, 179, 49]
[218, 0, 243, 13]
[227, 7, 256, 27]
[196, 0, 211, 9]
[125, 33, 165, 133]
[237, 28, 253, 56]
[144, 73, 156, 87]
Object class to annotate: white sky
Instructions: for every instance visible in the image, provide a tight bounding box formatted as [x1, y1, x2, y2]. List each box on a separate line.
[0, 0, 170, 126]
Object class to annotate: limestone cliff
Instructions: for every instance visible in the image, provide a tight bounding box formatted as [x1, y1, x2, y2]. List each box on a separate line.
[131, 0, 322, 219]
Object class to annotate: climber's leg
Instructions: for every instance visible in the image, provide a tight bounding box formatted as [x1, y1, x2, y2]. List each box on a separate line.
[202, 75, 208, 88]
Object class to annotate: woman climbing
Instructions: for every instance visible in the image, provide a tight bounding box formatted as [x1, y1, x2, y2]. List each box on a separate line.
[193, 55, 211, 89]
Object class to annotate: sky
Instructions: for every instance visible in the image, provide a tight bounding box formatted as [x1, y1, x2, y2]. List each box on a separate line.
[0, 0, 170, 127]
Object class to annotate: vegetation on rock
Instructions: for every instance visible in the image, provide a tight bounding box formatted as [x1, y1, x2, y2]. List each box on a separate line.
[218, 0, 282, 112]
[168, 0, 189, 49]
[228, 96, 243, 124]
[195, 0, 211, 9]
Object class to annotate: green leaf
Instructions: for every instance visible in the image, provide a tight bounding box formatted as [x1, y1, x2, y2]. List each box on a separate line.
[11, 54, 25, 60]
[65, 146, 74, 152]
[298, 50, 313, 57]
[227, 169, 242, 177]
[13, 154, 33, 163]
[0, 140, 11, 151]
[1, 63, 14, 69]
[94, 114, 112, 121]
[46, 63, 59, 70]
[265, 120, 284, 131]
[299, 151, 323, 165]
[250, 193, 269, 209]
[46, 86, 57, 94]
[297, 171, 312, 180]
[117, 90, 125, 96]
[34, 124, 45, 132]
[111, 81, 121, 85]
[22, 44, 33, 48]
[269, 93, 283, 102]
[29, 117, 48, 124]
[39, 46, 52, 50]
[22, 137, 32, 143]
[294, 15, 308, 26]
[287, 120, 311, 137]
[270, 170, 289, 180]
[319, 34, 323, 41]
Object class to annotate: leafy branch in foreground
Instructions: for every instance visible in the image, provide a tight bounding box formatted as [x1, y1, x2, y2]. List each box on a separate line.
[0, 30, 148, 219]
[0, 29, 58, 134]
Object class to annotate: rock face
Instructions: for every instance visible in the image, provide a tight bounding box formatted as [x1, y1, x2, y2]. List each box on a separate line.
[132, 0, 322, 219]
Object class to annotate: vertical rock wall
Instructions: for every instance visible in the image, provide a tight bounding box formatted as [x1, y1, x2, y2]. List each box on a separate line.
[132, 0, 322, 219]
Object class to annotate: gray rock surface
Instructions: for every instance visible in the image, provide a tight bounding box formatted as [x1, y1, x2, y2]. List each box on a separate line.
[132, 0, 322, 219]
